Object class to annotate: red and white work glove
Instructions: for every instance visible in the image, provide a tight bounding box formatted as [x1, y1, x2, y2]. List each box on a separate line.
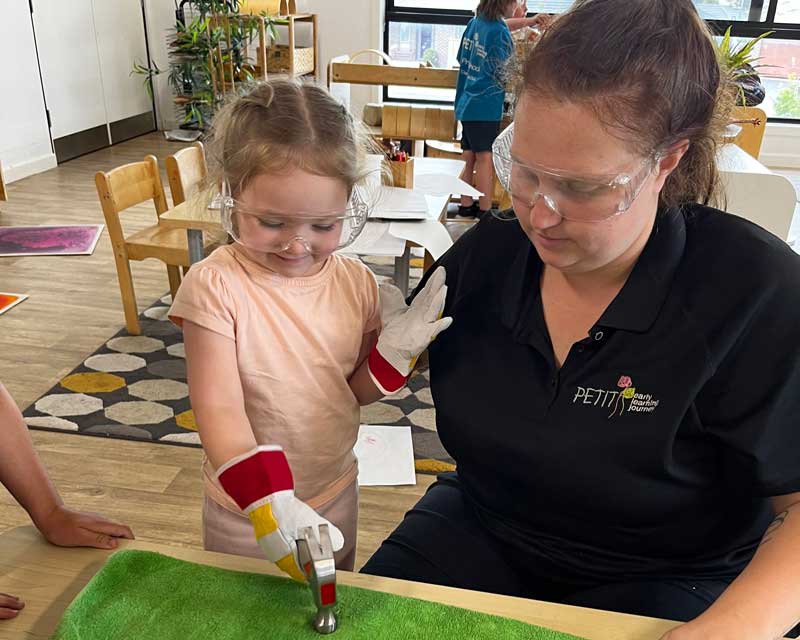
[216, 445, 344, 582]
[367, 266, 453, 395]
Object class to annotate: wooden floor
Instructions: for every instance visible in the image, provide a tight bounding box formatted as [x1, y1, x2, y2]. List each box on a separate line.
[0, 133, 432, 569]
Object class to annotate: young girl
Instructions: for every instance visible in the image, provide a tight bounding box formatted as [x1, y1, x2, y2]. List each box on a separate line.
[455, 0, 552, 218]
[0, 382, 134, 618]
[169, 79, 450, 577]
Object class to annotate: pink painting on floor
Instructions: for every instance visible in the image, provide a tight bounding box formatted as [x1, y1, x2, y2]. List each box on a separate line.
[0, 225, 104, 257]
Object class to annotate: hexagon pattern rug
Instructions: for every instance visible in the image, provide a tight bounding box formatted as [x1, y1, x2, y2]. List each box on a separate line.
[23, 259, 454, 474]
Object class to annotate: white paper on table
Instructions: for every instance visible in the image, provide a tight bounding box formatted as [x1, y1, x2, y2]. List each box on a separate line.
[338, 222, 407, 257]
[413, 174, 483, 198]
[389, 220, 454, 261]
[373, 187, 430, 219]
[353, 425, 416, 487]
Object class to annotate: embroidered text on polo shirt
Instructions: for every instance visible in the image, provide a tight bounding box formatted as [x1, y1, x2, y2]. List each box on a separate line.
[572, 375, 661, 418]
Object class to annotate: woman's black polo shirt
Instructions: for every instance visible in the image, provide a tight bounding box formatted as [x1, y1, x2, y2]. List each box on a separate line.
[416, 204, 800, 582]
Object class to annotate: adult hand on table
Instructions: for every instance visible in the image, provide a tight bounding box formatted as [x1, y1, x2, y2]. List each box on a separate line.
[0, 593, 23, 620]
[0, 507, 132, 620]
[368, 266, 453, 395]
[35, 504, 135, 550]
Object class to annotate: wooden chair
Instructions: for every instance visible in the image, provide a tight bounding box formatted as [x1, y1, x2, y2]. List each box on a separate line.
[165, 141, 208, 206]
[166, 142, 229, 273]
[95, 155, 219, 335]
[731, 106, 767, 160]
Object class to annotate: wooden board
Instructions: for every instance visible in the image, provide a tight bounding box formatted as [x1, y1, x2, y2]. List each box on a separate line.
[409, 106, 427, 139]
[330, 63, 458, 89]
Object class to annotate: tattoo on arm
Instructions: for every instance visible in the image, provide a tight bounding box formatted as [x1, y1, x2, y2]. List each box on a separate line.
[759, 500, 800, 547]
[760, 511, 788, 547]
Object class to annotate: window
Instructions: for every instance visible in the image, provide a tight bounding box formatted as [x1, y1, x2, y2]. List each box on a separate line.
[720, 35, 800, 118]
[385, 0, 800, 121]
[386, 22, 465, 101]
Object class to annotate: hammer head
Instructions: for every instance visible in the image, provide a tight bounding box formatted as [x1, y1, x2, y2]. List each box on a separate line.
[296, 524, 337, 634]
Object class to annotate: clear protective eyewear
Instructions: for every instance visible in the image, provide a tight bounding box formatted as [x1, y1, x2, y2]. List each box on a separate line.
[492, 123, 661, 223]
[219, 180, 372, 254]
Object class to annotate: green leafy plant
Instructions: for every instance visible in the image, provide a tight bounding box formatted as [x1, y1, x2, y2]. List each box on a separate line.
[131, 60, 162, 99]
[132, 1, 268, 130]
[715, 26, 775, 106]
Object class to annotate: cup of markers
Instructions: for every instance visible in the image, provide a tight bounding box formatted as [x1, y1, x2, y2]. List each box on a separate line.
[388, 148, 414, 189]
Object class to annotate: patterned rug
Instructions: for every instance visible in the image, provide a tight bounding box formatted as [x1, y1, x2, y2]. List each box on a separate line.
[23, 259, 454, 474]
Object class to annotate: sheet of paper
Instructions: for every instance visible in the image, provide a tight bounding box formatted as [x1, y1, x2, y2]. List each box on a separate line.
[338, 222, 407, 257]
[389, 220, 454, 260]
[412, 157, 465, 178]
[413, 173, 483, 198]
[353, 425, 416, 487]
[373, 187, 430, 219]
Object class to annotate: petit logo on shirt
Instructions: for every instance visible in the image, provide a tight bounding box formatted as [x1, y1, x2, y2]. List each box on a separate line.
[572, 375, 660, 418]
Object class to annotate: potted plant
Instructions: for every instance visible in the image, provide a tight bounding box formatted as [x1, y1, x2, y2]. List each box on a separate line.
[133, 1, 276, 131]
[715, 26, 774, 107]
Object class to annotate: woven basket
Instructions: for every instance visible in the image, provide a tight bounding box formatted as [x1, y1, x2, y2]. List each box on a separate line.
[266, 45, 315, 75]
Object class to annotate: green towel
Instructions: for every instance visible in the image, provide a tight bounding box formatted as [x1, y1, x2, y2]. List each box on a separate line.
[52, 550, 587, 639]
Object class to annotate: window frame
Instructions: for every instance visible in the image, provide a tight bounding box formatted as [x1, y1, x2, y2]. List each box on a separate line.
[384, 0, 800, 122]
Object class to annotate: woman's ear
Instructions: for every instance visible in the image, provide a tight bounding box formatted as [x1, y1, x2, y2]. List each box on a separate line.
[653, 140, 690, 191]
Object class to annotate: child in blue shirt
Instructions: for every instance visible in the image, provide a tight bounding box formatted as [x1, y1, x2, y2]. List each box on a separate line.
[455, 1, 551, 218]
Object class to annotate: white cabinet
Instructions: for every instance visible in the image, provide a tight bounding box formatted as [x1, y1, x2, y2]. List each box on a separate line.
[93, 0, 152, 124]
[0, 0, 55, 182]
[33, 0, 107, 141]
[32, 0, 154, 162]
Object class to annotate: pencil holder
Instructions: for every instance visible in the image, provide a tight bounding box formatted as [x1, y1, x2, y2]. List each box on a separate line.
[389, 157, 414, 189]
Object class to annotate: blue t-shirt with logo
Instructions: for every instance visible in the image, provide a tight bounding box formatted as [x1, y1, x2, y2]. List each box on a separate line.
[455, 16, 513, 122]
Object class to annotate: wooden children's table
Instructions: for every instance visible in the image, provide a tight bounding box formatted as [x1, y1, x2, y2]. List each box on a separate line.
[0, 525, 682, 640]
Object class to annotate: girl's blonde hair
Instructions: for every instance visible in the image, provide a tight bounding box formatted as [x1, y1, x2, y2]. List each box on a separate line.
[205, 79, 372, 198]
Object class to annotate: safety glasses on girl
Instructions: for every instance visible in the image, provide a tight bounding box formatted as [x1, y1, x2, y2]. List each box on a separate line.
[491, 123, 661, 223]
[219, 182, 371, 253]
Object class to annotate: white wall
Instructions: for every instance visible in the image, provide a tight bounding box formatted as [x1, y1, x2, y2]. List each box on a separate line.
[0, 1, 56, 182]
[146, 0, 382, 130]
[298, 0, 382, 115]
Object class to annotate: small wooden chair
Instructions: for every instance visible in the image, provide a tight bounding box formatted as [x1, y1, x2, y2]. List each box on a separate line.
[166, 141, 229, 270]
[165, 141, 208, 206]
[731, 106, 767, 160]
[95, 155, 219, 335]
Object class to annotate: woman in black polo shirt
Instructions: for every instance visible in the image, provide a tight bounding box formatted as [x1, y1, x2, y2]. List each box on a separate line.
[361, 1, 800, 638]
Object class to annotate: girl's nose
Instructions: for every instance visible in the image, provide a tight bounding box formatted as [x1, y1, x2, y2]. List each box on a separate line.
[283, 236, 312, 255]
